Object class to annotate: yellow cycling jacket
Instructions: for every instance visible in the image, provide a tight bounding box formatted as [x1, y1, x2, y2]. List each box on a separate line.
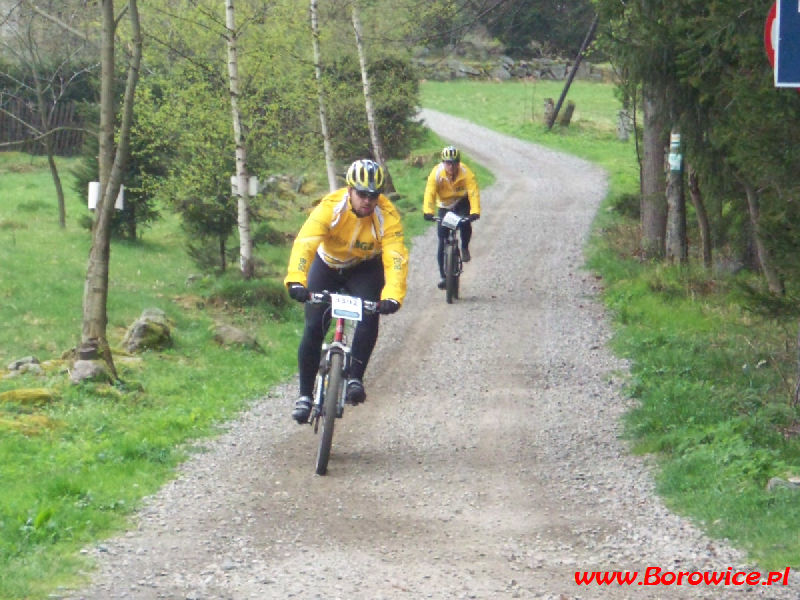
[422, 162, 481, 216]
[284, 188, 409, 304]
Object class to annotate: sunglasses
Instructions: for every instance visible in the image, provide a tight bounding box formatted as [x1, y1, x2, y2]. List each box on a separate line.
[355, 189, 380, 200]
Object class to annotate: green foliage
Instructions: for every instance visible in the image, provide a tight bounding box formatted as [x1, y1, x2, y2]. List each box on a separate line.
[426, 79, 800, 569]
[1, 72, 798, 596]
[141, 70, 238, 270]
[608, 191, 640, 220]
[0, 142, 445, 598]
[0, 151, 297, 598]
[122, 0, 422, 272]
[322, 54, 421, 162]
[205, 276, 292, 313]
[70, 86, 171, 241]
[0, 57, 97, 106]
[592, 0, 800, 289]
[595, 250, 800, 569]
[484, 0, 598, 58]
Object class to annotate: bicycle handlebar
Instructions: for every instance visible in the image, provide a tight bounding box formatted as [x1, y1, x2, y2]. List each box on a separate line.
[433, 216, 470, 224]
[307, 291, 379, 314]
[433, 215, 473, 228]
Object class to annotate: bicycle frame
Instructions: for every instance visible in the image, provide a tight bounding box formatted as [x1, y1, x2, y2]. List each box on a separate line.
[438, 211, 466, 303]
[306, 291, 377, 475]
[443, 228, 462, 270]
[311, 314, 351, 424]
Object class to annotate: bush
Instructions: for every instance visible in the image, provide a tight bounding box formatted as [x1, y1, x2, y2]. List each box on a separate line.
[207, 277, 291, 310]
[324, 55, 422, 162]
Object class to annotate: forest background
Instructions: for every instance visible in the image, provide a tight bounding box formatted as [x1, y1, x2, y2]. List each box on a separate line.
[2, 0, 800, 598]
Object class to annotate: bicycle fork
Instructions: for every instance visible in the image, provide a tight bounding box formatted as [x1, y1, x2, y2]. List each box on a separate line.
[448, 235, 463, 276]
[312, 342, 351, 426]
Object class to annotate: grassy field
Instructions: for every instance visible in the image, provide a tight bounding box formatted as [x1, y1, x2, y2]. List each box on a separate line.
[0, 134, 491, 599]
[1, 77, 799, 599]
[422, 79, 800, 572]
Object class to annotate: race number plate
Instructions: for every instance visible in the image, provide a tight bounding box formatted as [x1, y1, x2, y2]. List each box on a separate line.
[441, 211, 462, 230]
[330, 293, 363, 321]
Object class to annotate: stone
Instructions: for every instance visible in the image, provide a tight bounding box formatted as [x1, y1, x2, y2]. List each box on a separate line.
[70, 359, 113, 384]
[122, 309, 173, 353]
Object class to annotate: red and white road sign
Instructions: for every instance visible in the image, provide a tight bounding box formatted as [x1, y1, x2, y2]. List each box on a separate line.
[765, 1, 800, 91]
[765, 1, 777, 67]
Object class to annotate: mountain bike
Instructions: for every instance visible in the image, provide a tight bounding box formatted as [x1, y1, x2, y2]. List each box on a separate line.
[306, 291, 378, 475]
[436, 211, 469, 304]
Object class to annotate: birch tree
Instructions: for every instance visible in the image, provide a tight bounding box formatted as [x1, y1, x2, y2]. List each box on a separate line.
[225, 0, 254, 278]
[350, 0, 394, 193]
[310, 0, 338, 191]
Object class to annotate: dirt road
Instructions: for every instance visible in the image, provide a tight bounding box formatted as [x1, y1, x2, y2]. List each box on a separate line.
[63, 110, 796, 599]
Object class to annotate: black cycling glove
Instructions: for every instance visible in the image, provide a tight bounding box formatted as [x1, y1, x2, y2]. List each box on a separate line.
[377, 299, 400, 314]
[287, 283, 308, 303]
[469, 214, 480, 221]
[423, 213, 434, 221]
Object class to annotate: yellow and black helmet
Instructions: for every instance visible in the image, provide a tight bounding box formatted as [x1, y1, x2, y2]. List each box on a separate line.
[441, 145, 460, 163]
[346, 159, 385, 193]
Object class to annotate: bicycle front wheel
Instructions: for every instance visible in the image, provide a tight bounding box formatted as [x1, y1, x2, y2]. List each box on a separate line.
[316, 351, 344, 475]
[444, 244, 457, 304]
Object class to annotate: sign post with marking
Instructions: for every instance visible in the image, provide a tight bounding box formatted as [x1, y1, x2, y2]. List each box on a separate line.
[775, 0, 800, 86]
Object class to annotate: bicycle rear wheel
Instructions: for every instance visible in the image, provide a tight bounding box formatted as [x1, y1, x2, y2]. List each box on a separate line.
[315, 351, 343, 475]
[453, 249, 461, 300]
[444, 244, 457, 304]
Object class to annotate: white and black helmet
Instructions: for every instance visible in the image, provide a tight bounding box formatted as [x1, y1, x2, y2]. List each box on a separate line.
[441, 146, 460, 163]
[346, 159, 385, 193]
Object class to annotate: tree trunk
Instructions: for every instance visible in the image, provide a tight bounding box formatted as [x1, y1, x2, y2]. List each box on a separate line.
[81, 0, 141, 378]
[225, 0, 254, 279]
[547, 14, 597, 130]
[350, 2, 394, 193]
[687, 164, 712, 270]
[794, 321, 800, 406]
[616, 109, 633, 141]
[640, 86, 667, 259]
[558, 101, 576, 127]
[665, 129, 687, 264]
[33, 78, 66, 228]
[310, 0, 338, 192]
[543, 98, 554, 126]
[743, 182, 784, 295]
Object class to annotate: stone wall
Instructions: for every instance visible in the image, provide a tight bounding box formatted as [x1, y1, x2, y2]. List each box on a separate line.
[413, 55, 614, 83]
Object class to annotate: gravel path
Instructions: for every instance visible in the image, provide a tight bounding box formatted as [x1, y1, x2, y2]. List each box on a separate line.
[61, 109, 797, 600]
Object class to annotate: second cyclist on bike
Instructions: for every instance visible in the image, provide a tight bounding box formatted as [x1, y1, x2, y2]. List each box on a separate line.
[422, 145, 481, 290]
[284, 159, 409, 424]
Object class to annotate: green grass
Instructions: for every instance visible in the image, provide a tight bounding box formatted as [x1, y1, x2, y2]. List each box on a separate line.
[0, 138, 489, 599]
[3, 77, 800, 598]
[423, 80, 800, 570]
[0, 149, 304, 594]
[421, 79, 639, 198]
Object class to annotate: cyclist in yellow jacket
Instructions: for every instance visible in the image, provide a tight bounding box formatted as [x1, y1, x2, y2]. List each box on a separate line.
[422, 146, 481, 289]
[285, 159, 408, 423]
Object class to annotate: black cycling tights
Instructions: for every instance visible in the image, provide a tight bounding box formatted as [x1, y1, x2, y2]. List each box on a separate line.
[297, 254, 384, 397]
[436, 198, 472, 278]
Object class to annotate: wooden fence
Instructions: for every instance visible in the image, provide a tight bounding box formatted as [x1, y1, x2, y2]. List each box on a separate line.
[0, 99, 86, 156]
